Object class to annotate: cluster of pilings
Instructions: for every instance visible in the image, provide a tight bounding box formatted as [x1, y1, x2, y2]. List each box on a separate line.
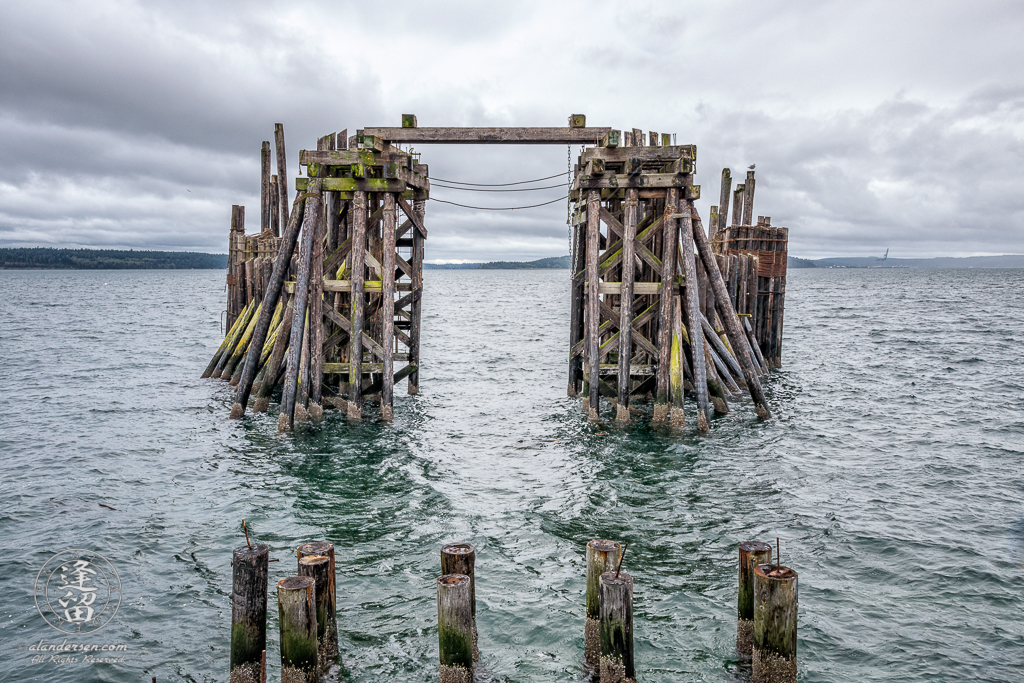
[229, 537, 798, 683]
[567, 132, 790, 431]
[230, 541, 339, 683]
[203, 121, 427, 428]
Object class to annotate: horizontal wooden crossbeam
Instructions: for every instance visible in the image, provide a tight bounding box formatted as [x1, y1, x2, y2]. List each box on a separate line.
[362, 126, 612, 144]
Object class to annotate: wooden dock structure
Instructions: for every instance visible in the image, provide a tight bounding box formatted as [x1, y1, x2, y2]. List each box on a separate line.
[204, 116, 790, 430]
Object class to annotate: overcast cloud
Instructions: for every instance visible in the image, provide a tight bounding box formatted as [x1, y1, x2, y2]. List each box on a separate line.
[1, 0, 1023, 260]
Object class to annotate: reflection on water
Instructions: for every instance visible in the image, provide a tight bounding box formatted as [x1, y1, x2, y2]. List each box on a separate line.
[0, 267, 1022, 682]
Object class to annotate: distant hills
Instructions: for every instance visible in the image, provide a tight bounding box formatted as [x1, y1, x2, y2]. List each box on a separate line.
[426, 255, 571, 270]
[789, 255, 1024, 269]
[1, 247, 227, 269]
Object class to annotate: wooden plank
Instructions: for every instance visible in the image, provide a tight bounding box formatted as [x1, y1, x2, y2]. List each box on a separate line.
[362, 126, 611, 144]
[617, 188, 638, 420]
[585, 189, 601, 420]
[577, 173, 692, 190]
[597, 282, 660, 296]
[308, 193, 325, 413]
[380, 192, 397, 420]
[583, 145, 695, 163]
[285, 280, 412, 294]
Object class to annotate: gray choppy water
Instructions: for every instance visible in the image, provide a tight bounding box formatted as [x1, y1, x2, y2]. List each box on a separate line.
[1, 267, 1022, 682]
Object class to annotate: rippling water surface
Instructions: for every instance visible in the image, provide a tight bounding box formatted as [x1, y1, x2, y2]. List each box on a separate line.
[1, 267, 1022, 682]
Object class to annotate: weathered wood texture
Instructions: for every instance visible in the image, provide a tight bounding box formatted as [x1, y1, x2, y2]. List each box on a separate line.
[297, 554, 337, 668]
[274, 124, 288, 238]
[277, 576, 318, 683]
[585, 540, 622, 669]
[347, 191, 367, 419]
[599, 571, 636, 683]
[278, 181, 322, 432]
[441, 543, 478, 660]
[363, 126, 611, 144]
[738, 541, 773, 655]
[231, 192, 308, 417]
[231, 544, 268, 683]
[753, 564, 798, 683]
[436, 574, 473, 683]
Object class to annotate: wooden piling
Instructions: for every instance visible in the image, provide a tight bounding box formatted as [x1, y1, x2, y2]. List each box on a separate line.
[278, 181, 322, 432]
[346, 191, 367, 419]
[277, 576, 318, 683]
[742, 170, 756, 227]
[737, 541, 772, 655]
[653, 188, 680, 423]
[584, 189, 601, 420]
[679, 212, 710, 432]
[380, 192, 397, 420]
[260, 142, 271, 235]
[599, 571, 635, 683]
[253, 298, 293, 412]
[274, 124, 288, 238]
[231, 192, 307, 418]
[407, 196, 425, 395]
[616, 188, 638, 421]
[716, 168, 732, 239]
[669, 296, 686, 426]
[231, 544, 268, 683]
[297, 554, 337, 668]
[567, 204, 586, 397]
[585, 539, 622, 669]
[308, 195, 326, 422]
[441, 543, 477, 659]
[436, 574, 473, 683]
[689, 206, 771, 419]
[753, 563, 798, 683]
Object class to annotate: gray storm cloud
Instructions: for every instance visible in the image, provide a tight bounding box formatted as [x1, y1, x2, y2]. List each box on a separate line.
[1, 0, 1022, 259]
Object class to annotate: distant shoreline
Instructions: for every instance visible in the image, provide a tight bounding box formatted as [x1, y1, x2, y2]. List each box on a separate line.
[1, 247, 227, 270]
[790, 255, 1024, 269]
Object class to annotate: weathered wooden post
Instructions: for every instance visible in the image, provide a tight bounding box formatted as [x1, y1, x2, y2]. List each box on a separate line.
[230, 543, 268, 683]
[298, 554, 337, 667]
[274, 123, 288, 239]
[277, 576, 319, 683]
[599, 571, 635, 683]
[742, 170, 756, 227]
[441, 543, 477, 658]
[585, 539, 622, 669]
[737, 541, 772, 655]
[436, 574, 473, 683]
[296, 542, 338, 662]
[584, 188, 601, 420]
[753, 563, 798, 682]
[715, 168, 732, 238]
[616, 188, 639, 422]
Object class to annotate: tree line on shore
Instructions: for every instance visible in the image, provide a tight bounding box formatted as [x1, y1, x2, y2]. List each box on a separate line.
[0, 247, 227, 269]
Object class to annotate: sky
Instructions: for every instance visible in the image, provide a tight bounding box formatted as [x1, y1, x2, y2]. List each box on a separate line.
[1, 0, 1023, 261]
